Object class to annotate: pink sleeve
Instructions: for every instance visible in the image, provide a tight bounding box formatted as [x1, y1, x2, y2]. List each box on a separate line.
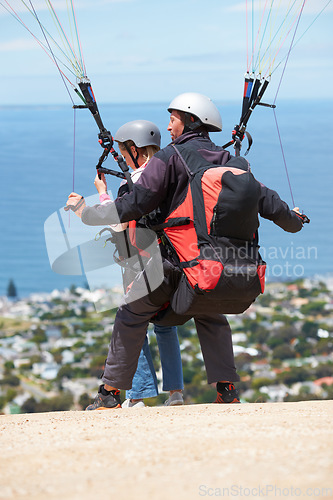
[99, 193, 111, 203]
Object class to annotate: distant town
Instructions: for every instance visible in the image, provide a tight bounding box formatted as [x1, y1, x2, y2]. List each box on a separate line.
[1, 275, 332, 414]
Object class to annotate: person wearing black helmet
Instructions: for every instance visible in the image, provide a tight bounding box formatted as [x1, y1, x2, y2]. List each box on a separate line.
[94, 119, 184, 408]
[67, 92, 303, 409]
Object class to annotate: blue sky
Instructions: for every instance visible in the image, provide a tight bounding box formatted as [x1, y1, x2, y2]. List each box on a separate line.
[1, 0, 333, 105]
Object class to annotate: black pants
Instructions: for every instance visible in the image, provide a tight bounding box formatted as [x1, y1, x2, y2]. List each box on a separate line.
[102, 260, 239, 389]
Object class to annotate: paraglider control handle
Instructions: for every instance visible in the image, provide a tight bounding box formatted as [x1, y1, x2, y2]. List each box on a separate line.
[97, 167, 126, 179]
[300, 213, 310, 224]
[64, 196, 85, 212]
[98, 130, 113, 149]
[96, 131, 113, 179]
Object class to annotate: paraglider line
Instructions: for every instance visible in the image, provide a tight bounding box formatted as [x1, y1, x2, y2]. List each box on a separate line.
[27, 0, 75, 105]
[273, 0, 307, 105]
[273, 108, 296, 208]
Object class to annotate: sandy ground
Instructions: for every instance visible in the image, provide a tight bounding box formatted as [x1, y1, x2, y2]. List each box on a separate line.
[0, 401, 332, 500]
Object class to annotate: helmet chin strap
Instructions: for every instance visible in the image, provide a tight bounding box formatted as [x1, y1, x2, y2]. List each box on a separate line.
[124, 143, 140, 170]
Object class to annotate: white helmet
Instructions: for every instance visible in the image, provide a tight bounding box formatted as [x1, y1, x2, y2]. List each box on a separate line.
[168, 92, 222, 132]
[114, 120, 161, 148]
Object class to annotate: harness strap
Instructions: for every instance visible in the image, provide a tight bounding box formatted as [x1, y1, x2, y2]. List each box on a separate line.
[179, 259, 199, 269]
[150, 217, 191, 232]
[172, 145, 212, 246]
[171, 144, 193, 177]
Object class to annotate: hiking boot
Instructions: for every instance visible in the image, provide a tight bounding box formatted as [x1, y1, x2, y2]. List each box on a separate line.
[164, 391, 184, 406]
[85, 385, 122, 410]
[122, 399, 145, 409]
[213, 382, 240, 404]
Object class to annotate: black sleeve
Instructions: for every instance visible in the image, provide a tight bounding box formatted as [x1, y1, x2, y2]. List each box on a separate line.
[81, 156, 168, 227]
[259, 185, 303, 233]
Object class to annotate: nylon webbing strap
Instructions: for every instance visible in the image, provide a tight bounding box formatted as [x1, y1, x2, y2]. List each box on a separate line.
[149, 217, 191, 232]
[171, 144, 213, 246]
[171, 144, 193, 178]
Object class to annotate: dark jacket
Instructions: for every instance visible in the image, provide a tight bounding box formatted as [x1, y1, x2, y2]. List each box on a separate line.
[82, 131, 303, 234]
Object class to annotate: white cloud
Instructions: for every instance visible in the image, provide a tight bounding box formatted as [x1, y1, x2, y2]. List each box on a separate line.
[0, 38, 37, 51]
[0, 0, 133, 17]
[0, 0, 67, 16]
[1, 0, 332, 103]
[228, 0, 333, 14]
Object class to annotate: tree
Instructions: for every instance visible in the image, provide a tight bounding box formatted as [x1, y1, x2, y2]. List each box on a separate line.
[6, 388, 18, 402]
[70, 284, 80, 295]
[313, 363, 333, 379]
[7, 279, 17, 299]
[252, 377, 275, 391]
[22, 393, 74, 413]
[4, 361, 14, 372]
[247, 391, 269, 403]
[302, 321, 319, 339]
[32, 328, 47, 345]
[293, 339, 314, 358]
[36, 392, 73, 412]
[277, 366, 310, 386]
[79, 393, 92, 410]
[0, 396, 6, 411]
[57, 365, 75, 380]
[89, 355, 106, 378]
[244, 321, 268, 344]
[21, 397, 38, 413]
[300, 301, 327, 316]
[0, 374, 20, 386]
[235, 352, 253, 370]
[271, 344, 295, 360]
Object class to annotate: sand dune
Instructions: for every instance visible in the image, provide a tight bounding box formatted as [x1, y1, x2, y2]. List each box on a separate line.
[0, 401, 332, 499]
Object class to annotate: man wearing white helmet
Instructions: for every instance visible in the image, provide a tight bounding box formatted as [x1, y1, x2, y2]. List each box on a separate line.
[167, 92, 223, 139]
[67, 92, 303, 409]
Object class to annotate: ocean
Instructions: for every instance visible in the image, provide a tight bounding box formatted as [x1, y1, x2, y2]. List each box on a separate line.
[1, 100, 332, 298]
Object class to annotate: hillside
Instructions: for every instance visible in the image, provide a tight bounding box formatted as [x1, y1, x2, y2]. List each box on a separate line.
[1, 401, 332, 500]
[1, 276, 333, 413]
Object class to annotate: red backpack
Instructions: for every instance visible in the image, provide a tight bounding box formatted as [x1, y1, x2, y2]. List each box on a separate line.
[151, 143, 266, 316]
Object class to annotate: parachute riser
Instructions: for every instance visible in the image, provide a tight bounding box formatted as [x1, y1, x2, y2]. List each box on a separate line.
[223, 76, 276, 156]
[73, 80, 133, 189]
[94, 139, 133, 190]
[76, 81, 107, 133]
